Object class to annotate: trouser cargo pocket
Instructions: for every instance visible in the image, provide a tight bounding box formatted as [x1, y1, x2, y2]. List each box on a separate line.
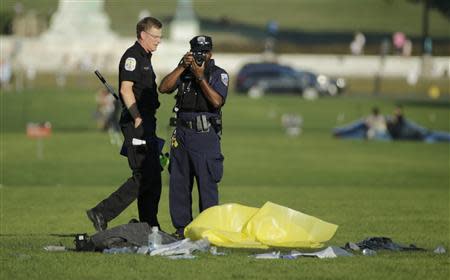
[128, 145, 147, 170]
[206, 154, 224, 183]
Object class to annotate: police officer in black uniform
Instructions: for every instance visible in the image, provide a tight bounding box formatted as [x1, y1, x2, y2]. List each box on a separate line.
[86, 17, 163, 231]
[159, 35, 228, 238]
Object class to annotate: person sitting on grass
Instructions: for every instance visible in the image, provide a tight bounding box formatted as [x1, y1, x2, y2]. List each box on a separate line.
[365, 107, 390, 140]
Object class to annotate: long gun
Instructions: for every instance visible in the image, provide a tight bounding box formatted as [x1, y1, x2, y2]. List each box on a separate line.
[95, 71, 169, 168]
[94, 70, 119, 100]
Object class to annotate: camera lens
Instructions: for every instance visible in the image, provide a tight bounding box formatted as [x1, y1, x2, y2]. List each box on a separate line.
[193, 52, 205, 66]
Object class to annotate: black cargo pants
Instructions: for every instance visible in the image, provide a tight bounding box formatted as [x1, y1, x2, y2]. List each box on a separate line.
[92, 120, 162, 227]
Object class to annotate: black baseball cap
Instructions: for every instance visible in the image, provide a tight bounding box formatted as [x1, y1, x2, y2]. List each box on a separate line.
[190, 35, 213, 52]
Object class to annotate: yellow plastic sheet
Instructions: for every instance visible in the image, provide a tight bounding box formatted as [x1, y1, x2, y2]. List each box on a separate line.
[184, 203, 268, 248]
[184, 202, 338, 249]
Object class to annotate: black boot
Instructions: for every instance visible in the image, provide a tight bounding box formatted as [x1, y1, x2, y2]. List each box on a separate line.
[86, 209, 108, 232]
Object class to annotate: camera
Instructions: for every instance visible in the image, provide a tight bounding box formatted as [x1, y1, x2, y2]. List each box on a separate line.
[192, 51, 206, 66]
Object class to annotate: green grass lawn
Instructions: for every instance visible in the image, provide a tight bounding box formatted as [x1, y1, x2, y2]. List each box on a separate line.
[1, 90, 449, 279]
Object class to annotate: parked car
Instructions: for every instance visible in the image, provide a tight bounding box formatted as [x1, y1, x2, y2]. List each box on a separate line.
[235, 62, 346, 98]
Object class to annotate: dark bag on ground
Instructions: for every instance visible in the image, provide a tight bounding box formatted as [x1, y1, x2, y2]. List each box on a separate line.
[74, 223, 178, 252]
[75, 223, 151, 252]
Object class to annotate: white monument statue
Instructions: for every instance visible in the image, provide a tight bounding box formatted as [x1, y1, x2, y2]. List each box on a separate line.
[170, 0, 200, 42]
[13, 0, 125, 73]
[41, 0, 116, 42]
[10, 0, 201, 74]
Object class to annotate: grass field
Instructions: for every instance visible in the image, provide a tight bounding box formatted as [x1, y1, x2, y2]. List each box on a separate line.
[1, 88, 449, 279]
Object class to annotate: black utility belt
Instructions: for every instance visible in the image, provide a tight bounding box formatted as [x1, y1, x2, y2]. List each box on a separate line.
[175, 115, 212, 133]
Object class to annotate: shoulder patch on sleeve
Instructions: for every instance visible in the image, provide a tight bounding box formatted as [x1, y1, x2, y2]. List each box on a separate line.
[124, 57, 136, 71]
[220, 73, 229, 86]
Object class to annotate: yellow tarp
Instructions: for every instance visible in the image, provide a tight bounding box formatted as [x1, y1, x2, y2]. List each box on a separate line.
[184, 201, 338, 249]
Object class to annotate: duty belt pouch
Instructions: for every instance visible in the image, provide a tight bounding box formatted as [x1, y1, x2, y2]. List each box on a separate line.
[210, 117, 222, 136]
[196, 115, 210, 132]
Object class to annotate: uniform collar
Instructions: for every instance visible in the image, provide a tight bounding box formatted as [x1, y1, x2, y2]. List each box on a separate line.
[135, 41, 152, 58]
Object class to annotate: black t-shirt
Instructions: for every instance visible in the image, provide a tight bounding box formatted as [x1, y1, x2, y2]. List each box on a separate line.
[118, 41, 160, 123]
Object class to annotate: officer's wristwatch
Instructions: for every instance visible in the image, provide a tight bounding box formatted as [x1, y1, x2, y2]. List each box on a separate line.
[196, 76, 205, 82]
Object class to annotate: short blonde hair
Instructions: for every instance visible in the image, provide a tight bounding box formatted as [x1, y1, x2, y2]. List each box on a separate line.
[136, 17, 162, 39]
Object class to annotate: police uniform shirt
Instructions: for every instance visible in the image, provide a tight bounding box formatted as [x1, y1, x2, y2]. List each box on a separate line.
[119, 41, 160, 122]
[208, 60, 229, 103]
[176, 59, 229, 113]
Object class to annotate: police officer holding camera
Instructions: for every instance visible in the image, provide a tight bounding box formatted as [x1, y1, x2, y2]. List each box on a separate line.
[86, 17, 163, 232]
[159, 35, 228, 239]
